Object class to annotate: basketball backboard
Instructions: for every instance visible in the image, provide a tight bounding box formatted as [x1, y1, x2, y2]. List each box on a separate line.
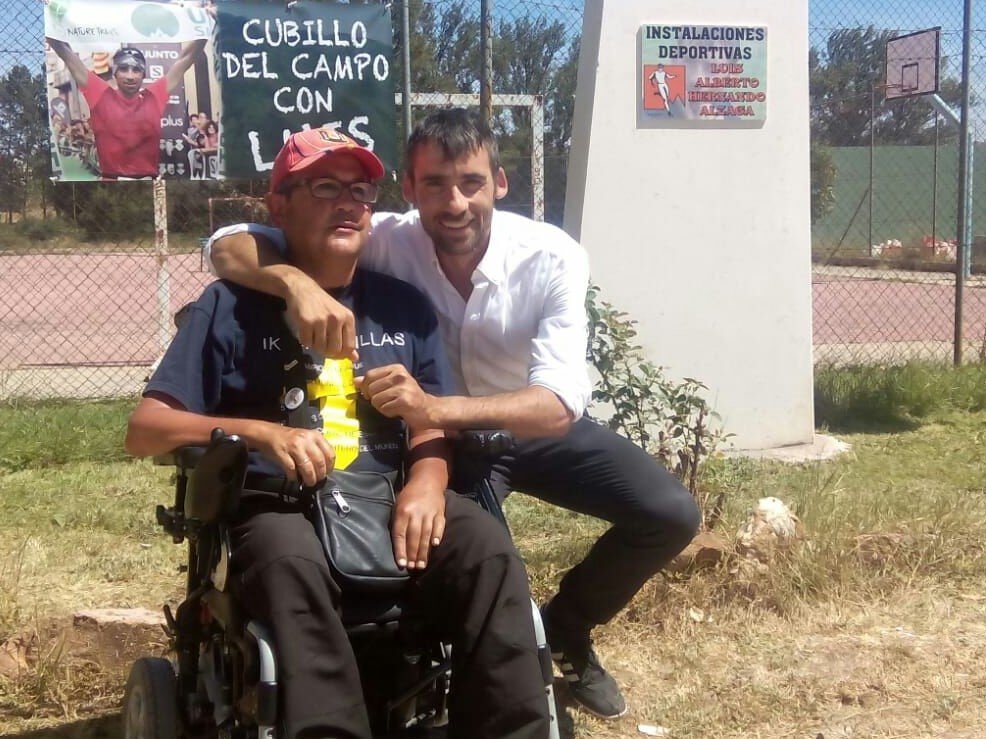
[885, 28, 940, 100]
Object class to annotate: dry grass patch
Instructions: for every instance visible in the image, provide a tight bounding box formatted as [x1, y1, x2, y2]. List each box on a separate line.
[3, 406, 986, 737]
[1, 458, 182, 734]
[0, 461, 183, 625]
[559, 587, 986, 738]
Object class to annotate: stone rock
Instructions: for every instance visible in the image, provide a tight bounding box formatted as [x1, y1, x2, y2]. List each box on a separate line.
[0, 635, 30, 678]
[70, 607, 168, 670]
[735, 497, 805, 562]
[853, 531, 908, 568]
[73, 607, 165, 628]
[667, 530, 730, 573]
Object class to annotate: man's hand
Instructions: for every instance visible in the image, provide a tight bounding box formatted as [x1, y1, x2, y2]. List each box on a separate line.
[391, 484, 446, 570]
[255, 426, 335, 486]
[356, 364, 435, 428]
[284, 274, 358, 361]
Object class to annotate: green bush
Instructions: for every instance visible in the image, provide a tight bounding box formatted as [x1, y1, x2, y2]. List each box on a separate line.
[50, 181, 154, 241]
[10, 216, 69, 243]
[167, 179, 271, 235]
[586, 285, 729, 527]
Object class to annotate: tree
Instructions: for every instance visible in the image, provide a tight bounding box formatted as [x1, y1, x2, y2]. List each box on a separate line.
[493, 15, 567, 96]
[391, 1, 479, 100]
[543, 35, 580, 225]
[545, 35, 579, 155]
[810, 26, 965, 146]
[0, 65, 48, 221]
[389, 4, 580, 224]
[489, 15, 569, 220]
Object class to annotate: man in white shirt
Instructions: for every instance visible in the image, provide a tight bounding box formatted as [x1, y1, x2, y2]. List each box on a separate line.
[206, 108, 701, 720]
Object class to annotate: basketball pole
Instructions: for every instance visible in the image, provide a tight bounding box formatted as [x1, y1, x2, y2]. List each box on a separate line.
[954, 0, 973, 365]
[926, 8, 974, 365]
[891, 23, 971, 365]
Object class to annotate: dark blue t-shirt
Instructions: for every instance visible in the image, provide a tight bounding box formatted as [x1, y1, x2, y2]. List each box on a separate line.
[145, 269, 454, 477]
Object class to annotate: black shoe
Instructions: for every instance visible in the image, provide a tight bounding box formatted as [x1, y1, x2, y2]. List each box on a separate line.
[541, 602, 627, 719]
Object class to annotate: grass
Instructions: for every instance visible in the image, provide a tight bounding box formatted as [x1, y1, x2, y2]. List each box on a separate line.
[2, 366, 986, 737]
[0, 399, 134, 472]
[814, 362, 986, 430]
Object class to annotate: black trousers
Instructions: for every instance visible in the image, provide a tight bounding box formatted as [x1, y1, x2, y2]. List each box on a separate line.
[228, 491, 549, 739]
[455, 417, 702, 627]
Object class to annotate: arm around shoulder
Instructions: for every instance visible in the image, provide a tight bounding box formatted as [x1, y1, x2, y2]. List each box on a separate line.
[209, 227, 295, 294]
[208, 226, 321, 309]
[208, 227, 358, 359]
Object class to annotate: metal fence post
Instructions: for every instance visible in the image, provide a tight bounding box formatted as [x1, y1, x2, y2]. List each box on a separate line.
[869, 86, 875, 252]
[153, 180, 171, 355]
[402, 0, 412, 140]
[954, 0, 974, 365]
[480, 0, 493, 123]
[531, 95, 544, 222]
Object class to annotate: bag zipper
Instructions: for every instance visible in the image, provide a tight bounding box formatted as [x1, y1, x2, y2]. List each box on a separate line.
[330, 488, 352, 516]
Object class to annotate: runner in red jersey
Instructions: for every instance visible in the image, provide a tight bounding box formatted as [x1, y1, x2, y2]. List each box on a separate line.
[46, 40, 206, 179]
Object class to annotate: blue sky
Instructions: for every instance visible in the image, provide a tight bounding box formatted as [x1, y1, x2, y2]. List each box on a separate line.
[5, 1, 978, 64]
[3, 1, 978, 71]
[809, 0, 965, 36]
[4, 0, 984, 131]
[1, 0, 43, 75]
[808, 0, 971, 68]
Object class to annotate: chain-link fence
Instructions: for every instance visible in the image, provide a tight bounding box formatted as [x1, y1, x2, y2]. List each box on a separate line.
[0, 0, 582, 402]
[810, 1, 986, 365]
[3, 0, 986, 404]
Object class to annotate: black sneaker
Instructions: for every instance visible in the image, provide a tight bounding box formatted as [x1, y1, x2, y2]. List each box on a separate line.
[541, 603, 628, 719]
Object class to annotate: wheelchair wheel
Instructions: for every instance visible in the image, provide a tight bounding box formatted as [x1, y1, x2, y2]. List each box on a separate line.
[123, 657, 178, 739]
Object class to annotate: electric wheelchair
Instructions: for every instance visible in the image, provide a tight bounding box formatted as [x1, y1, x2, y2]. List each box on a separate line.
[122, 428, 560, 739]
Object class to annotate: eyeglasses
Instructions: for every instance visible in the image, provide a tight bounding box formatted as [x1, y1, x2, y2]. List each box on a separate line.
[286, 178, 379, 204]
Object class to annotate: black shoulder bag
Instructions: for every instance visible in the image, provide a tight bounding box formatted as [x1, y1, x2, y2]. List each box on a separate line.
[314, 468, 408, 592]
[281, 336, 409, 593]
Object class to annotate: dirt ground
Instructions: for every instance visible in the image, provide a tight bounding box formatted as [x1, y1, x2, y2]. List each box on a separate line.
[2, 584, 985, 739]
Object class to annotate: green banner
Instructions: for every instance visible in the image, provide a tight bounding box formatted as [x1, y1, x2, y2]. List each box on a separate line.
[214, 0, 396, 179]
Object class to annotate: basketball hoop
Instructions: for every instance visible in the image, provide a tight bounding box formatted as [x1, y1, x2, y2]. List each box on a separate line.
[885, 28, 940, 101]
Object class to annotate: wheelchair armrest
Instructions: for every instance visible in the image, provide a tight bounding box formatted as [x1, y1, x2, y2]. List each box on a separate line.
[153, 445, 211, 471]
[451, 431, 514, 531]
[455, 429, 515, 459]
[156, 429, 249, 524]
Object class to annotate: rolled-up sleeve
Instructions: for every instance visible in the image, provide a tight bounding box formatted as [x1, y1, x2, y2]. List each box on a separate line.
[527, 246, 592, 419]
[203, 223, 285, 276]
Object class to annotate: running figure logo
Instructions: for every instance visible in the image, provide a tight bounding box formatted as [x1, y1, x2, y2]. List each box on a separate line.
[643, 64, 686, 116]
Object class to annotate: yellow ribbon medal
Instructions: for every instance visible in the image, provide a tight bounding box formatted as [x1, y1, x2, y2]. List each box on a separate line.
[307, 358, 360, 469]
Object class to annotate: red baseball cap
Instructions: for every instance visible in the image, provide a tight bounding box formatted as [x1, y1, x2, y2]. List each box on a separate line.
[269, 127, 385, 194]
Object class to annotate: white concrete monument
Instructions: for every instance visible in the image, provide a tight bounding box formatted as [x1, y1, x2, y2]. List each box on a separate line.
[565, 0, 814, 450]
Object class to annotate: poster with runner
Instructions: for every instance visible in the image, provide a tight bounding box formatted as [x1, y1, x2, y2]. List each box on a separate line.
[43, 0, 397, 182]
[44, 0, 215, 181]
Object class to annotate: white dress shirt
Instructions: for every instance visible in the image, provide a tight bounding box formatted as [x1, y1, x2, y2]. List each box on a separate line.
[207, 209, 592, 417]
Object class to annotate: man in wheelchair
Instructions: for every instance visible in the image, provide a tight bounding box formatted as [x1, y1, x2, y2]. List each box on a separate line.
[125, 128, 551, 739]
